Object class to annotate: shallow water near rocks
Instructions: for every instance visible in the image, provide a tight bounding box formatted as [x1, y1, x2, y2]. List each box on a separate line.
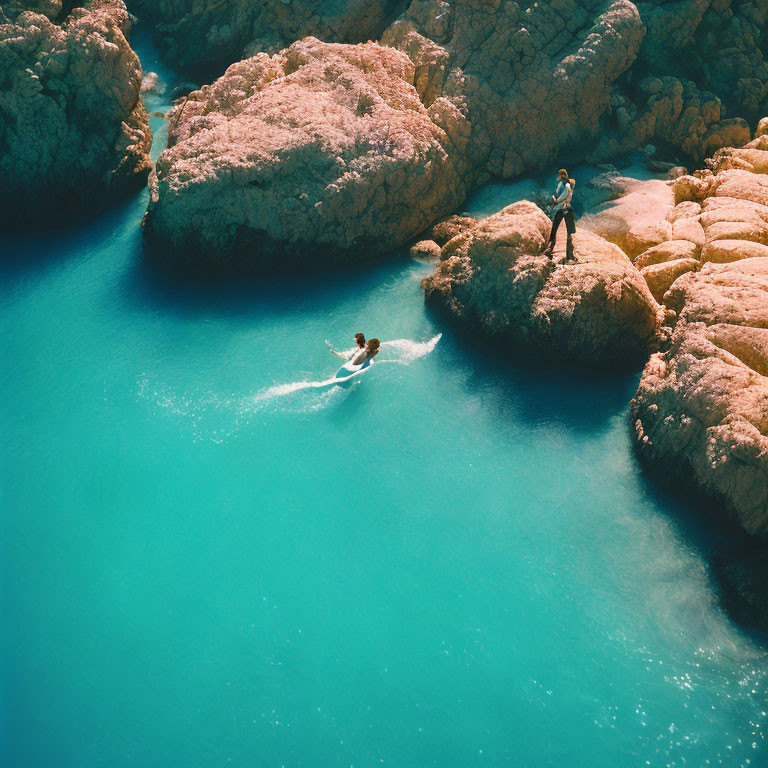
[2, 36, 768, 768]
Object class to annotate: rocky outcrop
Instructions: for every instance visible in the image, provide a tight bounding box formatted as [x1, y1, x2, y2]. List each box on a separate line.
[144, 2, 651, 266]
[581, 175, 675, 258]
[635, 0, 768, 127]
[632, 257, 768, 534]
[382, 0, 645, 180]
[0, 0, 152, 221]
[143, 38, 471, 268]
[421, 202, 662, 366]
[631, 141, 768, 539]
[127, 0, 407, 76]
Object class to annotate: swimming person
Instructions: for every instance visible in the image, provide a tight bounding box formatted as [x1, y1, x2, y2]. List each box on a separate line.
[542, 168, 576, 261]
[356, 338, 380, 367]
[326, 333, 366, 360]
[332, 338, 380, 381]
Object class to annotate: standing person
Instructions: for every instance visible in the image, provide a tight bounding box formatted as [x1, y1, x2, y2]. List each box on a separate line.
[542, 169, 576, 261]
[326, 333, 366, 360]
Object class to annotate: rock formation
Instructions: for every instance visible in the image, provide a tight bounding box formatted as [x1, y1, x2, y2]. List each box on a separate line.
[632, 260, 768, 534]
[144, 1, 652, 266]
[635, 0, 768, 127]
[127, 0, 408, 76]
[581, 175, 675, 258]
[142, 0, 768, 268]
[421, 201, 662, 366]
[0, 0, 152, 221]
[143, 37, 471, 268]
[628, 141, 768, 544]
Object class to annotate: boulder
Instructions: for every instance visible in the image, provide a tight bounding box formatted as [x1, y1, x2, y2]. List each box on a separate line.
[580, 177, 675, 258]
[640, 258, 699, 303]
[383, 0, 645, 179]
[144, 38, 471, 268]
[410, 239, 442, 260]
[422, 202, 662, 366]
[140, 71, 165, 95]
[0, 0, 152, 221]
[634, 239, 701, 270]
[145, 1, 649, 266]
[701, 240, 768, 264]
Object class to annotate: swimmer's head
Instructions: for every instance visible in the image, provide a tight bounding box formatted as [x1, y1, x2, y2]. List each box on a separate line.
[354, 332, 366, 348]
[366, 338, 380, 353]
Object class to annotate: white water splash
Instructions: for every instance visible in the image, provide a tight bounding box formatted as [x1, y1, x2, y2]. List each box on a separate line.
[137, 334, 442, 440]
[381, 333, 442, 363]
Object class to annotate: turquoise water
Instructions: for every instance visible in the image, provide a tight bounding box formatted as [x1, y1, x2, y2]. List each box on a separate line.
[2, 36, 768, 768]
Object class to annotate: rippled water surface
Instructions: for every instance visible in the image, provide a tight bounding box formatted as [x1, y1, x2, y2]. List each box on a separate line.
[2, 34, 767, 768]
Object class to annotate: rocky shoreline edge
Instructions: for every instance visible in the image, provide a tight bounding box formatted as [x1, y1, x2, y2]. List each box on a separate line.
[416, 140, 768, 630]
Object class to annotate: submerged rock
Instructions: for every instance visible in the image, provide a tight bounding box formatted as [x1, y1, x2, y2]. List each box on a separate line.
[0, 0, 152, 221]
[421, 202, 662, 366]
[144, 38, 470, 268]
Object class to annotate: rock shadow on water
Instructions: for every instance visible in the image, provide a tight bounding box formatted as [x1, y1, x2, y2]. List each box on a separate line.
[428, 307, 643, 435]
[127, 244, 411, 319]
[0, 192, 148, 286]
[439, 314, 768, 642]
[634, 446, 768, 642]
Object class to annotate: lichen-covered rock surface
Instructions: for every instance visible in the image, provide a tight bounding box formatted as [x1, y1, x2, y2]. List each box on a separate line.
[144, 37, 470, 268]
[631, 141, 768, 537]
[0, 0, 152, 220]
[145, 1, 653, 266]
[421, 201, 662, 366]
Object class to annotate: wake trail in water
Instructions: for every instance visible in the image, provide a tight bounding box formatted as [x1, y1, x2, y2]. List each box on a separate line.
[137, 334, 442, 439]
[247, 333, 442, 409]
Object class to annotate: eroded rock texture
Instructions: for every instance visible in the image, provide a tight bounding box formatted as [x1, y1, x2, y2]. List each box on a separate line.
[0, 0, 152, 221]
[421, 201, 662, 365]
[128, 0, 407, 75]
[145, 1, 648, 265]
[144, 37, 471, 268]
[636, 0, 768, 127]
[631, 141, 768, 537]
[143, 0, 768, 268]
[382, 0, 645, 179]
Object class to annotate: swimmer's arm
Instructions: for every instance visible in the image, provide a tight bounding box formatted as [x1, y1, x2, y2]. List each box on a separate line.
[325, 340, 348, 359]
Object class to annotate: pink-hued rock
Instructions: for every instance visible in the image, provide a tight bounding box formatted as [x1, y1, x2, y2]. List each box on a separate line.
[410, 239, 441, 260]
[142, 0, 768, 267]
[422, 202, 662, 365]
[0, 0, 151, 220]
[383, 0, 645, 180]
[640, 258, 700, 303]
[580, 177, 675, 259]
[702, 240, 768, 264]
[634, 240, 701, 270]
[144, 2, 649, 266]
[144, 38, 471, 267]
[633, 231, 768, 535]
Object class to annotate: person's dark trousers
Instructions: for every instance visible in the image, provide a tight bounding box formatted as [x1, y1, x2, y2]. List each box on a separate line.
[547, 205, 576, 257]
